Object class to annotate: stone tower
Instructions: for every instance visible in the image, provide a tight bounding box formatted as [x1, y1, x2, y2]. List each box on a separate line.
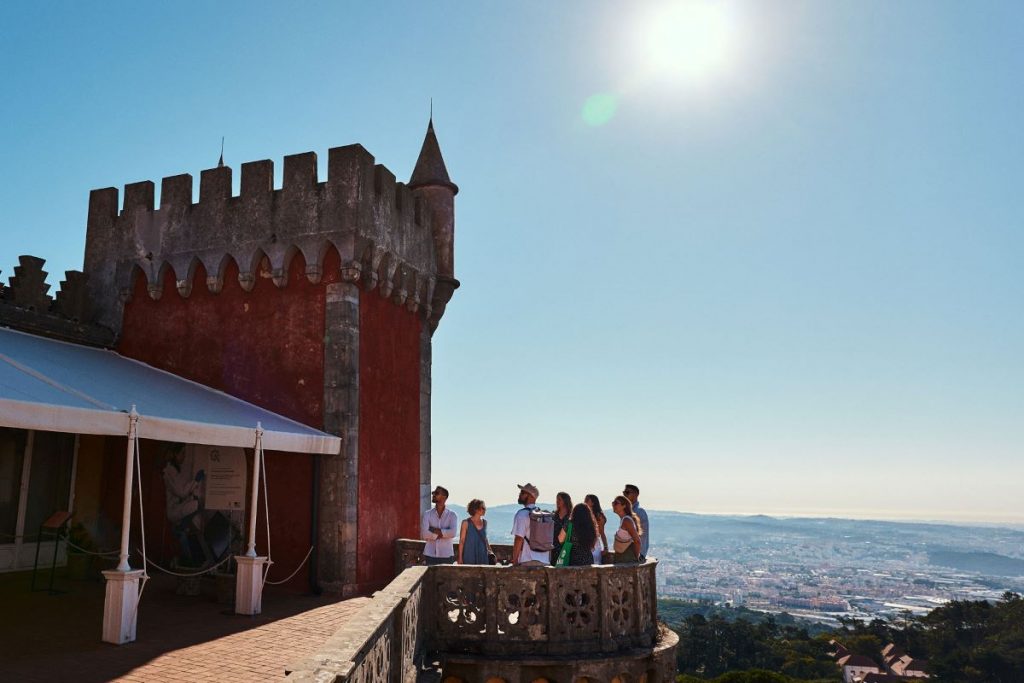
[81, 120, 458, 595]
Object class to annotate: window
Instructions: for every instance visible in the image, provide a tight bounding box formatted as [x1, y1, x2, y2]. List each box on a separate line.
[0, 428, 27, 541]
[23, 431, 75, 542]
[0, 428, 77, 571]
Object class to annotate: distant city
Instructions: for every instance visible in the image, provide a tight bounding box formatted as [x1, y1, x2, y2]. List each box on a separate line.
[452, 503, 1024, 626]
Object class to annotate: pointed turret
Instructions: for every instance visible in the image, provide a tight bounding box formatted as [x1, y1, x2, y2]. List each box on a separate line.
[409, 117, 458, 332]
[409, 118, 458, 195]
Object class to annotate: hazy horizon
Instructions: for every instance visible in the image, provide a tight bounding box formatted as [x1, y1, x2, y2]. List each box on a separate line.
[438, 498, 1024, 529]
[2, 2, 1021, 524]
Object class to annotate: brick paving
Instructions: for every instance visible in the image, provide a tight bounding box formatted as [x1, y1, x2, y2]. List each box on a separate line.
[0, 570, 369, 682]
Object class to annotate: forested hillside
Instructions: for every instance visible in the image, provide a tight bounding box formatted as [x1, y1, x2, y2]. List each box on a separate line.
[664, 592, 1024, 682]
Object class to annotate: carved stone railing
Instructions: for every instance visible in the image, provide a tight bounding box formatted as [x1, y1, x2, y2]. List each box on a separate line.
[288, 540, 676, 683]
[427, 558, 657, 657]
[286, 565, 426, 683]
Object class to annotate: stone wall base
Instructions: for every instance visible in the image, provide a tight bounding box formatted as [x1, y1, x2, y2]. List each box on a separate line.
[439, 625, 678, 683]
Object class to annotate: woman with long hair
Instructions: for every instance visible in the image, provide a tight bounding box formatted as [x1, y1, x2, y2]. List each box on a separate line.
[552, 491, 573, 563]
[564, 503, 598, 566]
[611, 495, 643, 564]
[584, 493, 609, 562]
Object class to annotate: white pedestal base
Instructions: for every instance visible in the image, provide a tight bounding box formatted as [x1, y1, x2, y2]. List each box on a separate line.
[102, 569, 145, 644]
[235, 556, 268, 615]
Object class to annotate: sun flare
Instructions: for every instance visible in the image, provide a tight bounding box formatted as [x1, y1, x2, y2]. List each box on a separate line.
[632, 0, 740, 87]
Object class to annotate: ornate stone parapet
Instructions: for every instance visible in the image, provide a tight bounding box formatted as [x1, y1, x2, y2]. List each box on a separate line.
[290, 540, 676, 682]
[426, 555, 658, 658]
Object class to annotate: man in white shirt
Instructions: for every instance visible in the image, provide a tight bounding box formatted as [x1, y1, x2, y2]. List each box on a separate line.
[421, 485, 457, 565]
[511, 482, 550, 566]
[624, 483, 649, 561]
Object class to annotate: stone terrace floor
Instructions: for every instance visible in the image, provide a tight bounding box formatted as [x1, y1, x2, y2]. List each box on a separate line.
[0, 569, 369, 682]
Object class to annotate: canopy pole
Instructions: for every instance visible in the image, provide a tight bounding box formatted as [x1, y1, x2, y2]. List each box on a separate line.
[236, 423, 268, 615]
[245, 423, 264, 558]
[103, 406, 144, 645]
[116, 407, 139, 571]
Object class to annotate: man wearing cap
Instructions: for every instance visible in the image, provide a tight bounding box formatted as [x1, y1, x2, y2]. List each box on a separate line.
[624, 484, 649, 561]
[511, 483, 549, 566]
[422, 485, 458, 565]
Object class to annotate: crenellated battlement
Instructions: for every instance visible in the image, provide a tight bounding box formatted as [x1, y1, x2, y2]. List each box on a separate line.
[84, 141, 454, 334]
[0, 255, 114, 346]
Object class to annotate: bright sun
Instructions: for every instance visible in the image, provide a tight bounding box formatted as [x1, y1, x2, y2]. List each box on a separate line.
[633, 0, 740, 87]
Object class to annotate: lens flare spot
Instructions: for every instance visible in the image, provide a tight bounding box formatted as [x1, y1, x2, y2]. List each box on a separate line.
[582, 93, 618, 126]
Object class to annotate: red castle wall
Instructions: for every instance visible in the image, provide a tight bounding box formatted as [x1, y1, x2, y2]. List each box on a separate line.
[117, 250, 339, 590]
[117, 246, 424, 592]
[357, 290, 422, 588]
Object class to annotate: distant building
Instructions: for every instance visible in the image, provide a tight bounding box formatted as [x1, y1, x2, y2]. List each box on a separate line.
[890, 654, 930, 678]
[829, 638, 851, 659]
[837, 653, 881, 683]
[882, 643, 930, 678]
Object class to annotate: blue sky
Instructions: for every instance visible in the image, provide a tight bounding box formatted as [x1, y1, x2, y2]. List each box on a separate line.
[2, 2, 1022, 523]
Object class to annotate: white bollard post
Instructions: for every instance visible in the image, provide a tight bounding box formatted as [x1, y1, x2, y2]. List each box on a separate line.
[102, 568, 145, 644]
[235, 556, 269, 615]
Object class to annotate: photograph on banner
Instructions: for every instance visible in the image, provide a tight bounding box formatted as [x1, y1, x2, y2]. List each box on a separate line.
[160, 443, 246, 568]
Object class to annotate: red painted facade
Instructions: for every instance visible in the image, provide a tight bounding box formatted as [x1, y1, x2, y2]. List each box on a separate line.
[115, 246, 424, 592]
[357, 291, 422, 588]
[118, 250, 342, 589]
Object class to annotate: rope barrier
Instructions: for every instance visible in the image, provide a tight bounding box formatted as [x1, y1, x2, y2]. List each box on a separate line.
[264, 545, 314, 586]
[65, 540, 120, 556]
[136, 551, 233, 578]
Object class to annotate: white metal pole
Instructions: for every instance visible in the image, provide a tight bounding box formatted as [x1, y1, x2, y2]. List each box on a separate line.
[245, 423, 263, 558]
[116, 407, 139, 572]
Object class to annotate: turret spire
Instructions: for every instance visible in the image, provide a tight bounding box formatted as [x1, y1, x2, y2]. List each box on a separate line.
[409, 117, 458, 195]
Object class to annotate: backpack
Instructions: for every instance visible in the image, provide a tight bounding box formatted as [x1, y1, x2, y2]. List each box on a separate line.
[524, 508, 555, 552]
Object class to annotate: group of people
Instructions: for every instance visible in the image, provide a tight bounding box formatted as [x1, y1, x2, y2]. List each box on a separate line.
[420, 482, 650, 567]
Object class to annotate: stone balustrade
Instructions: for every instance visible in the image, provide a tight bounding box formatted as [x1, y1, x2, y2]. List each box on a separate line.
[287, 565, 426, 683]
[287, 540, 677, 683]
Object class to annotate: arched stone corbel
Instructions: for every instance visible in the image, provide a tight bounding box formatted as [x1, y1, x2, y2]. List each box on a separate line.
[237, 271, 256, 292]
[271, 268, 288, 288]
[302, 241, 327, 284]
[148, 262, 172, 301]
[365, 246, 385, 291]
[406, 272, 422, 313]
[379, 255, 399, 298]
[175, 258, 200, 298]
[341, 259, 362, 283]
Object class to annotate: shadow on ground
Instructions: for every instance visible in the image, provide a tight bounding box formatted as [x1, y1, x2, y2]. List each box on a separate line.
[0, 568, 367, 683]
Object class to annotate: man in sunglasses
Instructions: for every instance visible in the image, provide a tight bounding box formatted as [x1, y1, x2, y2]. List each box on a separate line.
[623, 484, 649, 561]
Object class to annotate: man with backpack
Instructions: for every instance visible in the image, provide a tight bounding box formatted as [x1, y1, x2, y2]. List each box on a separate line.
[511, 482, 553, 566]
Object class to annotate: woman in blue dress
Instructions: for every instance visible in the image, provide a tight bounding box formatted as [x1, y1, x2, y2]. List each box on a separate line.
[457, 498, 494, 565]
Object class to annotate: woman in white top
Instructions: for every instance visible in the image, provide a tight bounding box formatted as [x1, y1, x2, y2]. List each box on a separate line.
[611, 495, 642, 564]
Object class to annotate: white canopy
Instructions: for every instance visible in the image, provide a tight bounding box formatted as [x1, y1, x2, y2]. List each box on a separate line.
[0, 326, 340, 455]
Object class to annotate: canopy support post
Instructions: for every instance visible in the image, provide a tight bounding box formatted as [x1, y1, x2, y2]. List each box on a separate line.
[236, 423, 268, 615]
[102, 407, 144, 645]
